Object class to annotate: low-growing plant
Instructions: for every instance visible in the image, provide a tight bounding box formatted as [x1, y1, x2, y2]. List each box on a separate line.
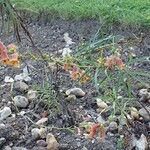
[60, 34, 150, 118]
[33, 82, 60, 115]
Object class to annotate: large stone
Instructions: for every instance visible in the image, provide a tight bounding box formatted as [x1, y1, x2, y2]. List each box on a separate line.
[13, 95, 29, 108]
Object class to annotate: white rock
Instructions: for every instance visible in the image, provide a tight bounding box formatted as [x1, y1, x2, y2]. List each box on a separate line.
[13, 96, 29, 108]
[31, 128, 40, 139]
[66, 88, 85, 97]
[133, 134, 148, 150]
[62, 48, 72, 58]
[18, 111, 26, 116]
[36, 117, 48, 125]
[139, 89, 148, 97]
[14, 81, 29, 92]
[46, 133, 59, 150]
[27, 90, 37, 101]
[0, 107, 12, 120]
[96, 98, 108, 109]
[14, 74, 24, 81]
[139, 107, 150, 121]
[14, 66, 31, 82]
[4, 76, 14, 83]
[64, 32, 74, 47]
[22, 66, 29, 75]
[14, 73, 31, 82]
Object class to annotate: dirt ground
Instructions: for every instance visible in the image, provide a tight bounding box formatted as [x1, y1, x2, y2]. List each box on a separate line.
[0, 18, 150, 150]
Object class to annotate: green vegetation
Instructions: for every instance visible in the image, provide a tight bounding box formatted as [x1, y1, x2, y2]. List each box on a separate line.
[12, 0, 150, 26]
[62, 34, 150, 119]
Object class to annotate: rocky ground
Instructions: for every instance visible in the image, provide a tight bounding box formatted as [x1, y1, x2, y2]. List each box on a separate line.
[0, 18, 150, 150]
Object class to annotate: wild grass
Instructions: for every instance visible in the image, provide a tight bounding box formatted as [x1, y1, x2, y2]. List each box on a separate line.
[11, 0, 150, 26]
[72, 33, 150, 118]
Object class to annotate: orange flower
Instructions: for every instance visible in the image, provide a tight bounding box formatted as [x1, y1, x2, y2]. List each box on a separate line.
[2, 52, 20, 67]
[63, 63, 91, 84]
[63, 63, 73, 71]
[89, 123, 100, 138]
[0, 41, 20, 67]
[105, 55, 125, 70]
[79, 74, 91, 84]
[70, 66, 81, 80]
[88, 123, 106, 140]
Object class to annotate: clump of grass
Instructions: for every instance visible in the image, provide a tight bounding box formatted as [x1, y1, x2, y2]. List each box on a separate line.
[34, 82, 60, 114]
[64, 33, 150, 117]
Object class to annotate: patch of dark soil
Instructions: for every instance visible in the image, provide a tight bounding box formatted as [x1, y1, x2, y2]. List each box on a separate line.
[0, 18, 150, 149]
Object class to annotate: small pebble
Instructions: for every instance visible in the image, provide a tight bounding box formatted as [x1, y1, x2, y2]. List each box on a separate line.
[39, 128, 47, 139]
[31, 128, 40, 139]
[139, 89, 148, 97]
[14, 81, 29, 92]
[66, 88, 85, 97]
[0, 107, 12, 120]
[130, 107, 139, 119]
[36, 117, 48, 125]
[96, 98, 108, 109]
[36, 140, 47, 147]
[4, 76, 14, 83]
[27, 90, 37, 101]
[108, 121, 118, 133]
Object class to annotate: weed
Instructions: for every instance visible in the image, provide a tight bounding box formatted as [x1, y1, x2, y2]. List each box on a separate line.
[63, 33, 150, 117]
[33, 82, 60, 115]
